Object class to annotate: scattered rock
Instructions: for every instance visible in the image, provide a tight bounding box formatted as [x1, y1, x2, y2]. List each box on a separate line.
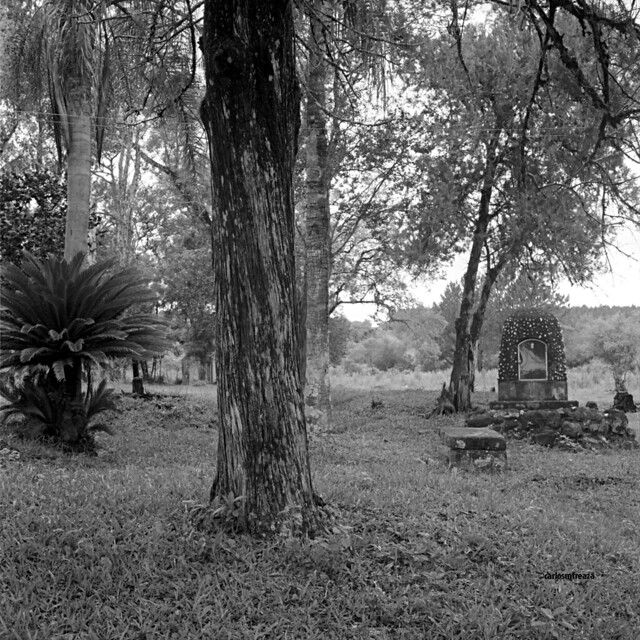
[531, 430, 557, 447]
[462, 405, 638, 450]
[613, 392, 636, 413]
[441, 427, 506, 451]
[569, 407, 602, 423]
[560, 421, 583, 439]
[603, 409, 633, 436]
[466, 414, 497, 429]
[521, 410, 562, 430]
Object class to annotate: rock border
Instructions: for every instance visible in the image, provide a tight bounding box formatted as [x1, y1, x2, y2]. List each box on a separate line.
[466, 406, 638, 450]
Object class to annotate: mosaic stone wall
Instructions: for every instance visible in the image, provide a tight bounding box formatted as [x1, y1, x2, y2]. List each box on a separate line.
[498, 311, 567, 383]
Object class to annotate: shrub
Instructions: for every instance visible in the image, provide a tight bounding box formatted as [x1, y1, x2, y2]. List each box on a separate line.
[589, 313, 640, 393]
[346, 331, 413, 372]
[0, 252, 169, 446]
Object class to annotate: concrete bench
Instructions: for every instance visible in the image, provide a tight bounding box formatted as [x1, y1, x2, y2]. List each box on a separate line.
[440, 426, 508, 472]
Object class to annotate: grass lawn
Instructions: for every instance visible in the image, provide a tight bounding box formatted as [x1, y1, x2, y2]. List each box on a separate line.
[1, 385, 639, 639]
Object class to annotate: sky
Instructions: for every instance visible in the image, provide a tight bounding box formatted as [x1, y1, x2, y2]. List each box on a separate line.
[342, 225, 640, 322]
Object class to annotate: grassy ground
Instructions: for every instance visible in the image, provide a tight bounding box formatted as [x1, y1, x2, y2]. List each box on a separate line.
[1, 385, 639, 639]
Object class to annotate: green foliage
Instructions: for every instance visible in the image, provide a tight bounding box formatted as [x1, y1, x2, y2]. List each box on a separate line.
[589, 313, 640, 392]
[0, 168, 66, 264]
[342, 308, 446, 372]
[346, 330, 413, 371]
[1, 252, 168, 375]
[0, 252, 168, 443]
[0, 377, 61, 427]
[385, 307, 446, 371]
[563, 306, 640, 368]
[159, 228, 216, 363]
[0, 377, 116, 438]
[433, 282, 462, 366]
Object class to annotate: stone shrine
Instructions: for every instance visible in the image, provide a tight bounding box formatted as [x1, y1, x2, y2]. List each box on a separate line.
[490, 310, 578, 410]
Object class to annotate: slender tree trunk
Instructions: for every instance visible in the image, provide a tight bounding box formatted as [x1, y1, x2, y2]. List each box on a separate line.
[64, 108, 91, 261]
[59, 360, 84, 443]
[449, 130, 502, 411]
[198, 358, 207, 381]
[201, 0, 319, 534]
[181, 356, 190, 385]
[46, 1, 98, 263]
[304, 0, 332, 431]
[131, 360, 145, 395]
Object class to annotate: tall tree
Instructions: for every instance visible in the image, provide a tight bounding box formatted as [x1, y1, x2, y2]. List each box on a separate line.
[44, 0, 105, 260]
[382, 7, 639, 410]
[304, 0, 333, 431]
[1, 0, 98, 259]
[200, 0, 319, 533]
[444, 5, 640, 410]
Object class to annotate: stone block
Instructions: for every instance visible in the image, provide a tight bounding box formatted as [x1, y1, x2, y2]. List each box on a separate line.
[569, 407, 602, 423]
[489, 400, 579, 411]
[560, 421, 583, 439]
[441, 427, 506, 451]
[603, 409, 629, 435]
[466, 414, 497, 429]
[531, 430, 557, 447]
[519, 410, 562, 430]
[448, 448, 507, 472]
[498, 380, 568, 402]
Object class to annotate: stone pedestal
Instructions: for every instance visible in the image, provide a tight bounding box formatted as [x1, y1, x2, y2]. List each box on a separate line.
[489, 399, 579, 411]
[498, 380, 568, 401]
[441, 427, 508, 472]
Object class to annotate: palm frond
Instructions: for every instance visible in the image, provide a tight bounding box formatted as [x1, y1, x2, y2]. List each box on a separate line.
[85, 378, 116, 421]
[0, 380, 58, 426]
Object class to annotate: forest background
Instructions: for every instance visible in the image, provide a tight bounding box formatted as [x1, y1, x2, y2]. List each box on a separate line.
[2, 1, 639, 392]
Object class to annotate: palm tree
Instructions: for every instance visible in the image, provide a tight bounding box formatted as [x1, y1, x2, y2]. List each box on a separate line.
[0, 252, 169, 445]
[43, 0, 106, 260]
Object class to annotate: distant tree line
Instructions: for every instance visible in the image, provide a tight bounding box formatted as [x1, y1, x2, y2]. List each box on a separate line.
[330, 299, 640, 384]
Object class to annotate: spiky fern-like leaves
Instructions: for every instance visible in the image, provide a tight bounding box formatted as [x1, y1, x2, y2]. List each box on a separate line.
[1, 252, 168, 376]
[1, 252, 168, 444]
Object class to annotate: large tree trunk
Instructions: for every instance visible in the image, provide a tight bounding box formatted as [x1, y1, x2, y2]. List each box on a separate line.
[304, 0, 332, 432]
[201, 0, 319, 534]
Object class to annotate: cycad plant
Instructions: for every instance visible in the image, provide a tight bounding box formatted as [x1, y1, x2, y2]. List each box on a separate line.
[1, 252, 169, 445]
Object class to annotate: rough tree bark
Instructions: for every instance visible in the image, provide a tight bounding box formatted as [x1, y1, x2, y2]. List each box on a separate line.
[304, 0, 332, 431]
[200, 0, 319, 534]
[449, 130, 502, 412]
